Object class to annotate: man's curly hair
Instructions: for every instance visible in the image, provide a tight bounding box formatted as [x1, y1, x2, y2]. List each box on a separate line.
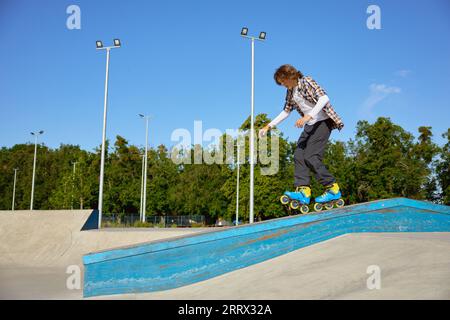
[274, 64, 303, 85]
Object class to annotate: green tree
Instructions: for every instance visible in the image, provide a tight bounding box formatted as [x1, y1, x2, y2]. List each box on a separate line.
[147, 145, 179, 215]
[350, 117, 430, 201]
[104, 136, 141, 214]
[415, 126, 440, 201]
[436, 129, 450, 205]
[168, 144, 229, 218]
[0, 118, 447, 224]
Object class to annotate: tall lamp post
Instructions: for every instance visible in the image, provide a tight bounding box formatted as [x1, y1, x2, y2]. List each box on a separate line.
[139, 153, 145, 221]
[71, 161, 77, 210]
[235, 140, 241, 226]
[96, 39, 121, 229]
[240, 27, 266, 224]
[30, 130, 44, 211]
[12, 168, 18, 211]
[139, 114, 150, 223]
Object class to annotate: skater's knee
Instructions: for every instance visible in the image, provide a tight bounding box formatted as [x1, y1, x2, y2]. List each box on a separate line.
[304, 154, 322, 169]
[294, 149, 306, 163]
[294, 147, 304, 155]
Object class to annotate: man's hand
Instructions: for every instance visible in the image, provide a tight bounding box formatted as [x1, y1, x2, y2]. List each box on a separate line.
[295, 115, 312, 128]
[259, 124, 271, 138]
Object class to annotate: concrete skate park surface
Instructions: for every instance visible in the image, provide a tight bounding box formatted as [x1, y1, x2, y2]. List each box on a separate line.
[0, 210, 207, 299]
[109, 232, 450, 300]
[1, 205, 450, 299]
[83, 198, 450, 298]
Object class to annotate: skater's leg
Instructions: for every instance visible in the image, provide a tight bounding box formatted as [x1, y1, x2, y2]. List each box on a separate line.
[294, 136, 311, 187]
[285, 146, 312, 207]
[303, 119, 335, 186]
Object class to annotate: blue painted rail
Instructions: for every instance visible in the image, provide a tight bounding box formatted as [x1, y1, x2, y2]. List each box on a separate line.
[83, 198, 450, 297]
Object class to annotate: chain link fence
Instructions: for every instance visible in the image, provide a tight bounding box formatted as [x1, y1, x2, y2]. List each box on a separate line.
[102, 214, 206, 228]
[147, 215, 205, 227]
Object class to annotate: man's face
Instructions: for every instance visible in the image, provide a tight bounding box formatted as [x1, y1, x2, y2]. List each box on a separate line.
[279, 78, 298, 90]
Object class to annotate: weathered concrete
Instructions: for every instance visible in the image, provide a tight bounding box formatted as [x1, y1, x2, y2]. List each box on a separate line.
[0, 210, 208, 299]
[105, 232, 450, 300]
[1, 208, 449, 300]
[1, 232, 449, 299]
[83, 198, 450, 297]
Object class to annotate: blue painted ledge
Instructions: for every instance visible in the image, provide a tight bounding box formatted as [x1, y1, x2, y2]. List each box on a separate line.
[83, 198, 450, 297]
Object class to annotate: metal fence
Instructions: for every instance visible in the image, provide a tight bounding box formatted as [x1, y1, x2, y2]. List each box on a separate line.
[102, 214, 139, 226]
[148, 215, 205, 227]
[102, 214, 206, 227]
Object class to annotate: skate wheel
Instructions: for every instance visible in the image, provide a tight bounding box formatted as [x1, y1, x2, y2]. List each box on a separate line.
[300, 204, 310, 214]
[336, 198, 345, 208]
[313, 203, 323, 212]
[280, 195, 290, 205]
[325, 202, 334, 210]
[290, 200, 300, 210]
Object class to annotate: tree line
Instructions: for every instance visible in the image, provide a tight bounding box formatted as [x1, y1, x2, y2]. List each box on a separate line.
[0, 116, 449, 222]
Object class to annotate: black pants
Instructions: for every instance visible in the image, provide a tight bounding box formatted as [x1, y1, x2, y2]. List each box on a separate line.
[294, 118, 335, 187]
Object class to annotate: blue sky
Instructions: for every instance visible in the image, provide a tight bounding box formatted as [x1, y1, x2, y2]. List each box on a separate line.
[1, 0, 449, 151]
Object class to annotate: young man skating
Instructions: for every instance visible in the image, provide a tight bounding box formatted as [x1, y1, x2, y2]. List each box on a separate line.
[259, 64, 345, 212]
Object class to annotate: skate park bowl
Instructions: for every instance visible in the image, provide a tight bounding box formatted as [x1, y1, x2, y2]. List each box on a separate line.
[83, 198, 450, 298]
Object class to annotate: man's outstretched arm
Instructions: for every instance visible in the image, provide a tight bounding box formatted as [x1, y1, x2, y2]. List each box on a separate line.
[259, 110, 291, 137]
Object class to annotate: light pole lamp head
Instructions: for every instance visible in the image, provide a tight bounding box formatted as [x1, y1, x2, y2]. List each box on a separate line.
[96, 40, 103, 49]
[241, 27, 248, 36]
[113, 39, 121, 47]
[139, 114, 152, 120]
[39, 130, 44, 135]
[259, 32, 266, 40]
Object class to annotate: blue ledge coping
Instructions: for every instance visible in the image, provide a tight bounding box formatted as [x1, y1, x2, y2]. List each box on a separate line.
[83, 197, 450, 266]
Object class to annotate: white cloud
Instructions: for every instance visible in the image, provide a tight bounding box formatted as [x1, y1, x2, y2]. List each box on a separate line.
[394, 69, 412, 78]
[360, 83, 401, 117]
[370, 83, 401, 94]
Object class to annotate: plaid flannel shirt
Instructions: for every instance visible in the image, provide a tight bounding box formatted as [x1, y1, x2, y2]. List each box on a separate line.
[283, 76, 344, 131]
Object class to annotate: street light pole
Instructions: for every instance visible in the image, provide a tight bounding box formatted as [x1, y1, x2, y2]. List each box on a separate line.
[12, 168, 18, 211]
[30, 130, 44, 211]
[144, 117, 149, 223]
[97, 48, 110, 228]
[235, 142, 240, 226]
[139, 114, 150, 223]
[249, 37, 255, 224]
[241, 28, 266, 224]
[140, 153, 145, 221]
[71, 161, 77, 210]
[96, 39, 121, 229]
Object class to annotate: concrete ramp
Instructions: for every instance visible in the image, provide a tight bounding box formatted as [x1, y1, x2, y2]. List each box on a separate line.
[83, 198, 450, 297]
[0, 210, 205, 299]
[0, 210, 97, 268]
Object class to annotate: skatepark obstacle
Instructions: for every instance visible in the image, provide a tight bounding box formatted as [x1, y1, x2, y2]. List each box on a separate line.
[83, 198, 450, 297]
